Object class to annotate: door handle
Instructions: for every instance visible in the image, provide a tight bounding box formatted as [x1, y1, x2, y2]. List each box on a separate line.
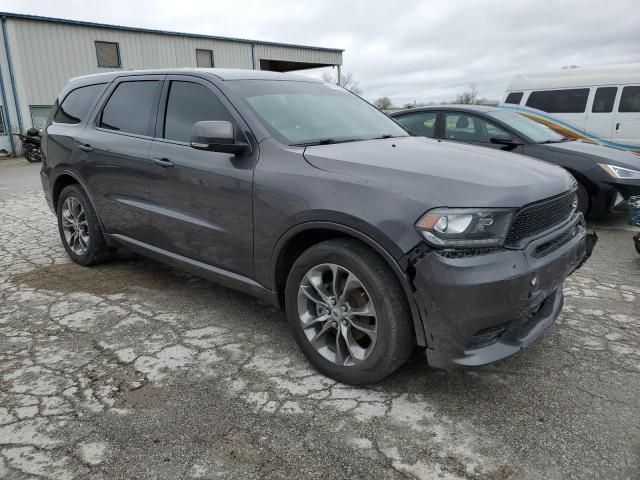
[77, 143, 93, 152]
[616, 122, 621, 131]
[151, 157, 174, 168]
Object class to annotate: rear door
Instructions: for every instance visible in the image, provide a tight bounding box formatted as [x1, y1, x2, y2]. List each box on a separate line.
[393, 111, 439, 138]
[44, 82, 108, 173]
[614, 85, 640, 147]
[147, 75, 256, 277]
[75, 75, 163, 241]
[585, 86, 617, 141]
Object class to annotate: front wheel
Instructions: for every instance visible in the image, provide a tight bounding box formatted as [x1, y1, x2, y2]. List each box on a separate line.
[285, 239, 414, 385]
[576, 182, 590, 217]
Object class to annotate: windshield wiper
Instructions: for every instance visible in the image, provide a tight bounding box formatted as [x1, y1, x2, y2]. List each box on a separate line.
[291, 138, 360, 147]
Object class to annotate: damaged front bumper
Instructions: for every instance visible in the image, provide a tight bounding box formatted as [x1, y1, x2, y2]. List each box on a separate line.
[411, 215, 597, 369]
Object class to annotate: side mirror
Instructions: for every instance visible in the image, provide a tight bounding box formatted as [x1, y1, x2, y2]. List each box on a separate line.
[490, 132, 520, 146]
[190, 121, 249, 155]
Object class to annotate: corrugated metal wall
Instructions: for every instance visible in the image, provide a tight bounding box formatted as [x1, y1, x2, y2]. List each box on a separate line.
[0, 16, 342, 143]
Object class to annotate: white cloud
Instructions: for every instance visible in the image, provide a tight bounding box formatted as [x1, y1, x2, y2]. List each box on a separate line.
[3, 0, 639, 105]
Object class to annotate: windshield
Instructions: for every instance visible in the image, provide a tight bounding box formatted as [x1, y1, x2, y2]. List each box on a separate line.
[487, 110, 565, 144]
[227, 80, 408, 146]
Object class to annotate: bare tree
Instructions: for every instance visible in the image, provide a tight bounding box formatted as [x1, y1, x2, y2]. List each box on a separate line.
[454, 84, 479, 104]
[321, 71, 362, 95]
[374, 96, 393, 110]
[452, 84, 498, 106]
[562, 65, 579, 69]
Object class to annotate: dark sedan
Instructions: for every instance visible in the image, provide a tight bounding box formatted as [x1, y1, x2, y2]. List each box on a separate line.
[390, 105, 640, 218]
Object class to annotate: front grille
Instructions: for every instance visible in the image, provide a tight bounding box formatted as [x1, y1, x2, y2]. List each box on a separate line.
[505, 190, 577, 247]
[533, 226, 579, 258]
[435, 247, 502, 259]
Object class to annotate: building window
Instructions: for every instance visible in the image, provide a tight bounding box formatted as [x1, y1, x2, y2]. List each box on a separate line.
[0, 107, 6, 135]
[30, 106, 53, 129]
[196, 49, 214, 68]
[95, 41, 121, 68]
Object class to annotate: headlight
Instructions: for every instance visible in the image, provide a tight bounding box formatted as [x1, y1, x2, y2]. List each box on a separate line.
[415, 208, 514, 248]
[599, 163, 640, 180]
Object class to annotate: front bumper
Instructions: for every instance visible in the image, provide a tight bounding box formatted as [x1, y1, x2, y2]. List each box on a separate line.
[412, 214, 595, 368]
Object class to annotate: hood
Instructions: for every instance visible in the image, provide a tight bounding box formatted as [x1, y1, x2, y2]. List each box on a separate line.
[303, 137, 574, 208]
[542, 140, 640, 170]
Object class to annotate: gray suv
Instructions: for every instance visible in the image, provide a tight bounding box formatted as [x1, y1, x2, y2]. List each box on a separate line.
[41, 69, 595, 384]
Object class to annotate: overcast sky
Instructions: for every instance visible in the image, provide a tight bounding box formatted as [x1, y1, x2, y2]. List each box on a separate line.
[3, 0, 639, 105]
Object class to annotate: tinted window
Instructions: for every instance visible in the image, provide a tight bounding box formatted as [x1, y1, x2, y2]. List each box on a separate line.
[592, 87, 617, 113]
[504, 92, 523, 105]
[54, 84, 106, 124]
[100, 81, 160, 136]
[526, 88, 589, 113]
[163, 81, 234, 143]
[444, 113, 507, 143]
[395, 112, 438, 137]
[619, 86, 640, 113]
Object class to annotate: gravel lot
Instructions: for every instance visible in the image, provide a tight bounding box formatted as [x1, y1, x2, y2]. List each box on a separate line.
[1, 159, 639, 480]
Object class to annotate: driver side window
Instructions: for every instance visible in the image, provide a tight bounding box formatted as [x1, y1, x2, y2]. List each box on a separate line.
[444, 113, 506, 144]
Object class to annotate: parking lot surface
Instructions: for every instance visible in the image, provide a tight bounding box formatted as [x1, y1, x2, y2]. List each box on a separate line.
[1, 160, 639, 480]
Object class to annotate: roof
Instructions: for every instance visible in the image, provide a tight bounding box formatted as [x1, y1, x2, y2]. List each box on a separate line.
[507, 63, 640, 91]
[68, 67, 323, 84]
[390, 104, 500, 116]
[0, 11, 344, 53]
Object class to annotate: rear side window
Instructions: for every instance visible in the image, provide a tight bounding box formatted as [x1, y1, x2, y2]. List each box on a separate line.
[163, 81, 235, 143]
[54, 83, 106, 124]
[526, 88, 589, 113]
[395, 112, 438, 138]
[592, 87, 617, 113]
[619, 86, 640, 112]
[504, 92, 523, 105]
[100, 81, 160, 136]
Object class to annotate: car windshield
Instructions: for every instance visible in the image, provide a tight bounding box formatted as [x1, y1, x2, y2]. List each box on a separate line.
[487, 110, 566, 144]
[227, 80, 408, 146]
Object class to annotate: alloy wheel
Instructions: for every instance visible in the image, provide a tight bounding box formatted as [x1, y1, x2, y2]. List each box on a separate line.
[61, 197, 90, 256]
[297, 263, 378, 366]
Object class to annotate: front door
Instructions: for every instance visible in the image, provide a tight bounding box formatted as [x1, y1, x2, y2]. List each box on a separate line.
[76, 76, 163, 241]
[147, 76, 256, 277]
[442, 112, 523, 153]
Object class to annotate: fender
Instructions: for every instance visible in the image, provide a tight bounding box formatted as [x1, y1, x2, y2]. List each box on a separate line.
[50, 168, 115, 245]
[271, 221, 427, 346]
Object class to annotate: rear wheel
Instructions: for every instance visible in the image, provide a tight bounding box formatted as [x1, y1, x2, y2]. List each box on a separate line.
[285, 238, 414, 385]
[24, 147, 41, 163]
[57, 185, 114, 266]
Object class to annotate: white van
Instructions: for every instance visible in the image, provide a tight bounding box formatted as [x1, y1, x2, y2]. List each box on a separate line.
[501, 64, 640, 152]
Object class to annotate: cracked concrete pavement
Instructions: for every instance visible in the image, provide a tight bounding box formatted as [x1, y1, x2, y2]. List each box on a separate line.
[1, 160, 639, 479]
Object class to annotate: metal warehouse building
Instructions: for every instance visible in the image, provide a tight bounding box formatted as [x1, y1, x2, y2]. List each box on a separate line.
[0, 12, 343, 154]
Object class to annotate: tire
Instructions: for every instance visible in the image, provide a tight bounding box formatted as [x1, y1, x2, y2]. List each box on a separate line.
[635, 235, 640, 255]
[56, 184, 114, 266]
[576, 182, 590, 217]
[284, 238, 414, 385]
[24, 148, 41, 163]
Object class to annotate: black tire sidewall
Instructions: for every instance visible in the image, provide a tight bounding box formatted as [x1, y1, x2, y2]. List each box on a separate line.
[576, 182, 590, 217]
[56, 185, 107, 266]
[284, 240, 411, 384]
